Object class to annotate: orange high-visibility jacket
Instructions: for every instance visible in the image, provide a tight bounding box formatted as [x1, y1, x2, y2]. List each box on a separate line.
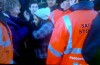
[46, 10, 98, 65]
[0, 21, 13, 64]
[49, 9, 71, 27]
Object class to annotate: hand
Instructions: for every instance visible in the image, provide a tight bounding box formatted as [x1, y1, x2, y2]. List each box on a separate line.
[23, 10, 30, 21]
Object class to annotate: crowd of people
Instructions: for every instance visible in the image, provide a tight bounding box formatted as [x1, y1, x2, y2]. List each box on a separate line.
[0, 0, 100, 65]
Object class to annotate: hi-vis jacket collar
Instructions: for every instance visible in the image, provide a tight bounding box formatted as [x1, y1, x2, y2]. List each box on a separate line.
[70, 1, 94, 12]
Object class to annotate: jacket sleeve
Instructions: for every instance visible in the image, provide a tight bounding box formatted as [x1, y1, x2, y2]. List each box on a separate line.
[5, 16, 29, 46]
[82, 13, 100, 65]
[32, 22, 53, 39]
[46, 17, 70, 65]
[10, 26, 29, 44]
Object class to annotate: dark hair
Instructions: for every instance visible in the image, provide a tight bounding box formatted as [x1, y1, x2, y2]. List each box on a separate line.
[29, 0, 38, 7]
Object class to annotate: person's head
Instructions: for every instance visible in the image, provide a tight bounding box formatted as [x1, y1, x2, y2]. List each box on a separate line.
[33, 7, 50, 25]
[46, 0, 56, 7]
[29, 1, 39, 15]
[3, 0, 21, 17]
[60, 0, 70, 11]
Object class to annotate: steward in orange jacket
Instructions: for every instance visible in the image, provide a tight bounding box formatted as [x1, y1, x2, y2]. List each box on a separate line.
[0, 12, 13, 64]
[49, 0, 71, 27]
[46, 0, 98, 65]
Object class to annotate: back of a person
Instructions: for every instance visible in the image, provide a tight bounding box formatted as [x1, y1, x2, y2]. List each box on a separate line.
[60, 10, 98, 65]
[46, 0, 99, 65]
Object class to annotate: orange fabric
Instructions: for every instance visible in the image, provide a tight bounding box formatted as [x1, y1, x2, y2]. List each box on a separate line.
[63, 10, 71, 16]
[50, 9, 71, 27]
[46, 10, 98, 65]
[46, 50, 61, 65]
[60, 54, 88, 65]
[0, 22, 13, 64]
[50, 18, 69, 53]
[69, 10, 98, 48]
[47, 17, 70, 65]
[52, 9, 63, 26]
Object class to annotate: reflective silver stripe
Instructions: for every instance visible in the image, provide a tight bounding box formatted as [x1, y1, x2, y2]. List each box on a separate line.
[48, 44, 63, 57]
[63, 15, 81, 54]
[50, 11, 54, 24]
[0, 40, 11, 48]
[4, 40, 11, 47]
[73, 62, 79, 65]
[64, 48, 72, 54]
[71, 48, 82, 54]
[64, 48, 82, 54]
[63, 15, 72, 54]
[70, 56, 84, 61]
[0, 28, 11, 47]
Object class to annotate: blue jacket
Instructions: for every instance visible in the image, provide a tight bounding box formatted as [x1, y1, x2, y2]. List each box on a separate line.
[82, 12, 100, 65]
[5, 15, 29, 55]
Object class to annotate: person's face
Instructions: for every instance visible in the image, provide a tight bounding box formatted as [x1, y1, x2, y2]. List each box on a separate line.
[29, 3, 39, 15]
[10, 6, 20, 17]
[60, 0, 70, 11]
[0, 0, 3, 11]
[47, 0, 56, 7]
[33, 15, 39, 26]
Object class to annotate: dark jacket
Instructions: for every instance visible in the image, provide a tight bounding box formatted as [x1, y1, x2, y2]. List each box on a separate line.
[32, 19, 53, 59]
[82, 13, 100, 65]
[5, 15, 29, 55]
[69, 1, 94, 12]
